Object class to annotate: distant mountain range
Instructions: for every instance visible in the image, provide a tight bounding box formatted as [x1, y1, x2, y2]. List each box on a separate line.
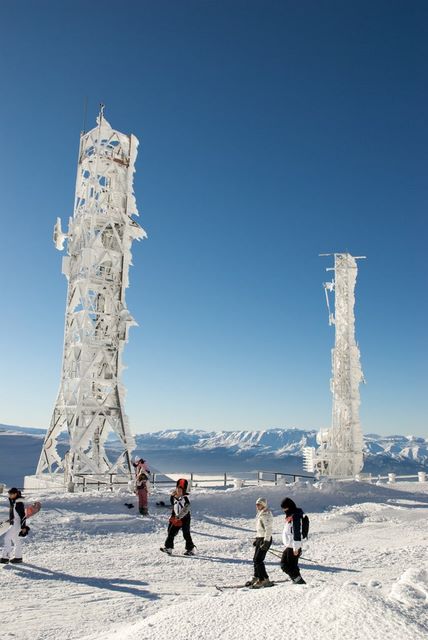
[1, 424, 426, 486]
[131, 428, 428, 474]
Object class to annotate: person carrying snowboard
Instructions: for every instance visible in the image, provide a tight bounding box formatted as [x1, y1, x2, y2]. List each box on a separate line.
[246, 496, 273, 589]
[160, 478, 195, 556]
[132, 456, 150, 515]
[1, 488, 28, 564]
[280, 497, 306, 584]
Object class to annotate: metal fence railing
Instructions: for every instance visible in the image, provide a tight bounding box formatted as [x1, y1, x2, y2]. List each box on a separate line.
[6, 469, 426, 494]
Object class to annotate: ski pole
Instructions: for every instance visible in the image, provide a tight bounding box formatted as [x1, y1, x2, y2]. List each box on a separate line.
[268, 548, 316, 562]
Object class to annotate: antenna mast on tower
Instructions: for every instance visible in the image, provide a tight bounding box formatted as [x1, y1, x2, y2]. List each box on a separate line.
[303, 253, 366, 478]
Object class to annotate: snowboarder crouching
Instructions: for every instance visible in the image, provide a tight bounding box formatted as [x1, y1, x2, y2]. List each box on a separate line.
[1, 488, 29, 564]
[280, 497, 306, 584]
[246, 497, 273, 589]
[133, 456, 150, 515]
[160, 479, 195, 556]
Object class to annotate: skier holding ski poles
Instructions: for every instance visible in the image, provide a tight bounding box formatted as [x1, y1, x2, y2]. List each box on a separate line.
[1, 488, 28, 564]
[280, 497, 306, 584]
[160, 478, 196, 556]
[246, 497, 274, 588]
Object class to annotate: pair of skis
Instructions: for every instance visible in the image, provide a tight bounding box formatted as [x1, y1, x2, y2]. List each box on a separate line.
[215, 547, 312, 590]
[215, 578, 290, 591]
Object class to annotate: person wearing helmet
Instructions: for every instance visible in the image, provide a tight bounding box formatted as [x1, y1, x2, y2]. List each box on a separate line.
[1, 488, 27, 564]
[132, 456, 150, 515]
[246, 497, 273, 588]
[160, 478, 195, 556]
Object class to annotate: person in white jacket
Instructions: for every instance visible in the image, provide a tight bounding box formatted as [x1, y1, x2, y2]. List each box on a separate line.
[246, 497, 273, 589]
[280, 497, 306, 584]
[1, 488, 27, 564]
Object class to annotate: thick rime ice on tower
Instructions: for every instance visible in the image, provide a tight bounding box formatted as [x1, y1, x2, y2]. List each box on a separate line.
[36, 108, 146, 484]
[303, 253, 365, 478]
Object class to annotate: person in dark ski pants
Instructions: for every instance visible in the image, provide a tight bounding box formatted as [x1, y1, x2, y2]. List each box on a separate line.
[160, 479, 195, 556]
[280, 497, 306, 584]
[1, 488, 28, 564]
[246, 497, 273, 589]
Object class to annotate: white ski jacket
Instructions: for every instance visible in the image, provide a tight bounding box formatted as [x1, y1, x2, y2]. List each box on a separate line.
[282, 509, 304, 551]
[255, 507, 273, 541]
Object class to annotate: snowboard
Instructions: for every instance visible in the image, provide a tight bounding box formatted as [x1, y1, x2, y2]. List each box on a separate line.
[0, 501, 42, 537]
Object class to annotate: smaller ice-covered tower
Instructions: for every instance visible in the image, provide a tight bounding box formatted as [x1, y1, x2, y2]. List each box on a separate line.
[303, 253, 365, 478]
[35, 106, 146, 486]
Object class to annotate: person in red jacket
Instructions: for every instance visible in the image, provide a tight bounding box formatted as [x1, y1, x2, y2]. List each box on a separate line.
[160, 479, 195, 556]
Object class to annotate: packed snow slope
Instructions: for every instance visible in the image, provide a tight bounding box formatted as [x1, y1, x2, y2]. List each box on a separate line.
[0, 481, 427, 640]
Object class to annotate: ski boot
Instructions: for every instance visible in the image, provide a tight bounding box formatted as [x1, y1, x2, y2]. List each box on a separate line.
[183, 548, 196, 556]
[245, 577, 258, 587]
[292, 574, 306, 585]
[251, 578, 274, 589]
[0, 558, 9, 564]
[139, 507, 149, 516]
[10, 558, 23, 564]
[160, 547, 172, 555]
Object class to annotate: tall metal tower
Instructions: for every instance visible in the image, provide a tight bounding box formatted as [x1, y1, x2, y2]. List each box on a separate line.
[36, 107, 146, 485]
[303, 253, 365, 478]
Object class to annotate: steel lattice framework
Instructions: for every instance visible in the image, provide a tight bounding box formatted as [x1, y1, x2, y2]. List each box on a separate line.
[36, 108, 146, 483]
[303, 253, 365, 477]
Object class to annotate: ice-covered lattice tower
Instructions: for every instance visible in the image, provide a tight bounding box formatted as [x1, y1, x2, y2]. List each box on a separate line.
[36, 107, 146, 485]
[303, 253, 365, 478]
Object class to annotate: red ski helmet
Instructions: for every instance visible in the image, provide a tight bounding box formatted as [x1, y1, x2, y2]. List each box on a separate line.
[176, 478, 189, 493]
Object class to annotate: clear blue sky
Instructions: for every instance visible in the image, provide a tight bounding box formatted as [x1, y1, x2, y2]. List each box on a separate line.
[0, 1, 426, 437]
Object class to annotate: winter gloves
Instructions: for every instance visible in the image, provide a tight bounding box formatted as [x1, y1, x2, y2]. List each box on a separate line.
[169, 516, 182, 528]
[253, 538, 271, 550]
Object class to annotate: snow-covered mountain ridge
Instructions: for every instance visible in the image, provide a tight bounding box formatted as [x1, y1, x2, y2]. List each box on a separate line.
[0, 424, 428, 473]
[133, 427, 428, 467]
[1, 424, 426, 475]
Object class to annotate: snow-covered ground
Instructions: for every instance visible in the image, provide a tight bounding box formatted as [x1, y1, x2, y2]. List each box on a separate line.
[0, 481, 427, 639]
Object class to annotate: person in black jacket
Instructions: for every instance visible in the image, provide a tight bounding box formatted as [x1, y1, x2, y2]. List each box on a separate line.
[1, 488, 27, 564]
[160, 479, 195, 556]
[280, 497, 306, 584]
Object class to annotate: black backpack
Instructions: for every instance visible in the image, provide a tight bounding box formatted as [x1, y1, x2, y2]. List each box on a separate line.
[302, 514, 310, 540]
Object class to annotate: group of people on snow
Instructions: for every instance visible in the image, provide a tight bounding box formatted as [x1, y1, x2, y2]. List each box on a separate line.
[1, 458, 307, 588]
[131, 455, 306, 587]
